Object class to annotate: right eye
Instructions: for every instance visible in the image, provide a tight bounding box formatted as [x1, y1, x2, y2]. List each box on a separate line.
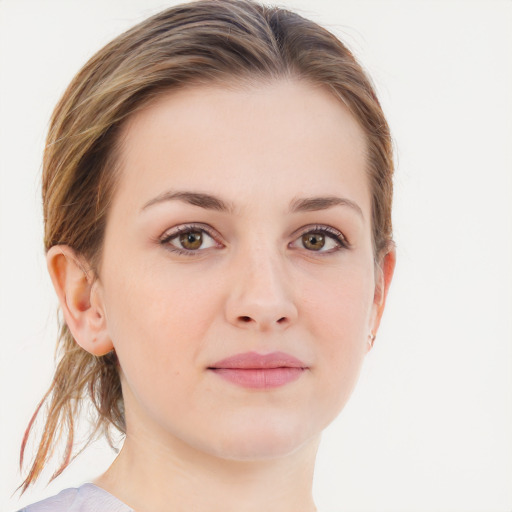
[160, 224, 220, 255]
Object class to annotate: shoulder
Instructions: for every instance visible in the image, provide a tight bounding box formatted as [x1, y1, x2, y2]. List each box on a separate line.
[15, 483, 133, 512]
[16, 487, 78, 512]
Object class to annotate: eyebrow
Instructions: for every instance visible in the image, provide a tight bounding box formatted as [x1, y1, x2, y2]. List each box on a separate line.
[289, 195, 364, 218]
[141, 191, 234, 213]
[141, 190, 363, 219]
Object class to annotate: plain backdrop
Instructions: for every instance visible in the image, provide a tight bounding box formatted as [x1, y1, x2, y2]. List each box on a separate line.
[1, 1, 511, 511]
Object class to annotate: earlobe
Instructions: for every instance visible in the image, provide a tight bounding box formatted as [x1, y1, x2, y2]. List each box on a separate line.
[46, 245, 113, 356]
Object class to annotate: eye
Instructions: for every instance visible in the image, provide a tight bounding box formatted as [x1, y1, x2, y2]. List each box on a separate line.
[160, 224, 219, 254]
[290, 225, 347, 253]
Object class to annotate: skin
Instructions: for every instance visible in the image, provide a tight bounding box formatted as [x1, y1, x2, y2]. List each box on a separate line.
[47, 79, 395, 512]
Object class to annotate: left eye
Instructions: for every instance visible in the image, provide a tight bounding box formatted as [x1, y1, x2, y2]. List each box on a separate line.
[290, 227, 346, 252]
[163, 227, 217, 252]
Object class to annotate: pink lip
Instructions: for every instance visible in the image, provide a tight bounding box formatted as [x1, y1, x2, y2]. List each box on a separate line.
[208, 351, 307, 389]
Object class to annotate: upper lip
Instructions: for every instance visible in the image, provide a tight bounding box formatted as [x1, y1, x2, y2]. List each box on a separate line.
[209, 351, 307, 369]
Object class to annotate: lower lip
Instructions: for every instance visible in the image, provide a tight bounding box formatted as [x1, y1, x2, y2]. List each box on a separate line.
[210, 368, 305, 389]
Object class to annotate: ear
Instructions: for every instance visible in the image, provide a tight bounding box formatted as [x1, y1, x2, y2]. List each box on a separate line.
[46, 245, 113, 356]
[368, 245, 396, 349]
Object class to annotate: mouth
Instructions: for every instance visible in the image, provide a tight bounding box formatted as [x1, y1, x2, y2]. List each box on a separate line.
[208, 351, 308, 389]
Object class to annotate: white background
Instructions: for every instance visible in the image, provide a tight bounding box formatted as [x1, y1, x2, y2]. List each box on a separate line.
[1, 1, 511, 511]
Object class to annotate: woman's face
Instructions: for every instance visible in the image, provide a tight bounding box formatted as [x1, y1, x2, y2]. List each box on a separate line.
[95, 80, 390, 460]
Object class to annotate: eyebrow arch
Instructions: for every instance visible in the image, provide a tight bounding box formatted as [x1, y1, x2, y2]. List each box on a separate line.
[289, 195, 364, 218]
[141, 191, 234, 213]
[141, 190, 363, 219]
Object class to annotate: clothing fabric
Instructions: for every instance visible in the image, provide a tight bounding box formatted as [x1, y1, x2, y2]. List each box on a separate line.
[16, 483, 133, 512]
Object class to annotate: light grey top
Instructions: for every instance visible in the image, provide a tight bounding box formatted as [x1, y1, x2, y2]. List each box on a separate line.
[16, 483, 133, 512]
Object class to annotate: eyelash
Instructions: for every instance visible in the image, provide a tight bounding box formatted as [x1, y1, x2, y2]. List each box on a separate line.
[159, 223, 221, 257]
[159, 223, 349, 256]
[292, 225, 349, 253]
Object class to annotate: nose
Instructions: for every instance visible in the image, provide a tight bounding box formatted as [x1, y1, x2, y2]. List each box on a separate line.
[225, 247, 298, 331]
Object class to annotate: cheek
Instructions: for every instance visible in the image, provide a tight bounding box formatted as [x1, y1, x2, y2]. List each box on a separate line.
[101, 258, 221, 382]
[301, 260, 375, 345]
[100, 262, 227, 435]
[299, 263, 374, 413]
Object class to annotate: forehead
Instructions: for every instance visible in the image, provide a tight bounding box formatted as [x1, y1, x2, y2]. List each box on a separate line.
[115, 79, 370, 214]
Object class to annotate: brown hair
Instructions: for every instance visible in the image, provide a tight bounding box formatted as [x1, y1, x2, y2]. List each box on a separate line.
[20, 0, 393, 491]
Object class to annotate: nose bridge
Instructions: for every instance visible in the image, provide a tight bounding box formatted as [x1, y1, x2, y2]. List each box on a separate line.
[225, 235, 298, 330]
[244, 241, 285, 297]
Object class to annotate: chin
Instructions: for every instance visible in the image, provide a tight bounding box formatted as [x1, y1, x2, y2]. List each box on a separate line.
[202, 414, 322, 461]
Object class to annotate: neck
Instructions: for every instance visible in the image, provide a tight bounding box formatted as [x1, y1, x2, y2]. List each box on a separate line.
[95, 427, 319, 512]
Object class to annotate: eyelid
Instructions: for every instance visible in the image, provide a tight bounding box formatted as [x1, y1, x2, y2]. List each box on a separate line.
[290, 224, 349, 251]
[159, 223, 224, 253]
[159, 222, 219, 241]
[157, 222, 349, 256]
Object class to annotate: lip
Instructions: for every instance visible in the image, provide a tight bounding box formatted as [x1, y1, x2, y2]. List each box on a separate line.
[208, 351, 308, 389]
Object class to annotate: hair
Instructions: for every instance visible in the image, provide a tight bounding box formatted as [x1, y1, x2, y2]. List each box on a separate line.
[20, 0, 393, 492]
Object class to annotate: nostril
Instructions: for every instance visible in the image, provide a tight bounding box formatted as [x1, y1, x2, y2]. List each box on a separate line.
[240, 316, 252, 323]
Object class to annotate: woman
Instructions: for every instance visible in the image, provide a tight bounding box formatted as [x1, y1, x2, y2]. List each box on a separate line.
[16, 0, 395, 510]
